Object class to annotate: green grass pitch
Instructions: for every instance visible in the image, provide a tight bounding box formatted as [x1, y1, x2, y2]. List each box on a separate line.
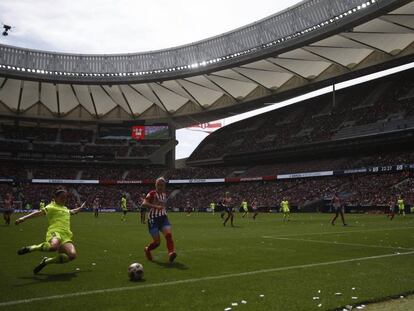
[1, 212, 413, 311]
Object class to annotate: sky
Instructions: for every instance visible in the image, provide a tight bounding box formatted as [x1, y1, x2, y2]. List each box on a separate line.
[1, 0, 414, 160]
[0, 0, 302, 54]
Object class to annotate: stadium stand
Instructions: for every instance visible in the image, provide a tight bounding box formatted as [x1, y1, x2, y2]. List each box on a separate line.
[188, 69, 414, 162]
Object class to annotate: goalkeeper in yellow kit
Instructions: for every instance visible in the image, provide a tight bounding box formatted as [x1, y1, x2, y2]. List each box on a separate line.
[15, 188, 85, 274]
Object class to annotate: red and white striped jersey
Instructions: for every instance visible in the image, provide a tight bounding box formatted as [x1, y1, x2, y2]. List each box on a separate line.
[146, 190, 167, 219]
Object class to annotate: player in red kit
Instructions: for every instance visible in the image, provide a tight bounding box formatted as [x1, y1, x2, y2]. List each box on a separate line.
[222, 191, 234, 227]
[142, 177, 177, 263]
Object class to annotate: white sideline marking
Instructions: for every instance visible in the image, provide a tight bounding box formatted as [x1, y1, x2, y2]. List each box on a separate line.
[1, 251, 414, 307]
[266, 226, 414, 238]
[262, 236, 414, 251]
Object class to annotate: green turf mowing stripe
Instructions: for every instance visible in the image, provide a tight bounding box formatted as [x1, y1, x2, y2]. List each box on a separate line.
[269, 226, 414, 238]
[262, 236, 414, 251]
[1, 251, 414, 308]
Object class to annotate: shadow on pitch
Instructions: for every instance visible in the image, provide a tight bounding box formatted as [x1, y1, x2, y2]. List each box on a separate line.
[14, 270, 91, 287]
[152, 260, 188, 270]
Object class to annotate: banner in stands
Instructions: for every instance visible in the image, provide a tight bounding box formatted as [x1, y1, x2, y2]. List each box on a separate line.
[169, 178, 225, 184]
[225, 176, 277, 182]
[187, 121, 223, 133]
[1, 163, 411, 186]
[31, 179, 99, 184]
[277, 171, 333, 179]
[342, 168, 367, 174]
[0, 178, 14, 182]
[100, 180, 147, 185]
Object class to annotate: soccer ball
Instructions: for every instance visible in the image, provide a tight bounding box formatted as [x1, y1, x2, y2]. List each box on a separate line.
[128, 263, 144, 281]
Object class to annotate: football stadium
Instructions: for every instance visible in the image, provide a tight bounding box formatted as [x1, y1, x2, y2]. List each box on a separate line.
[1, 0, 414, 310]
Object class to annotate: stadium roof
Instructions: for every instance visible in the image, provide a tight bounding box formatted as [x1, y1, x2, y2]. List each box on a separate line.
[0, 0, 414, 127]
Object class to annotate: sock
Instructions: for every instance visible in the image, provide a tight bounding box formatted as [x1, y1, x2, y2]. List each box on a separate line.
[165, 233, 174, 254]
[29, 242, 51, 252]
[45, 253, 70, 265]
[147, 241, 159, 251]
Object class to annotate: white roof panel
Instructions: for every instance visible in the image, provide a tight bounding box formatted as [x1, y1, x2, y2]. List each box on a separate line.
[207, 75, 257, 99]
[235, 67, 293, 89]
[178, 79, 223, 107]
[119, 85, 153, 115]
[354, 18, 413, 33]
[40, 83, 58, 113]
[270, 58, 331, 79]
[102, 85, 131, 114]
[150, 83, 188, 112]
[278, 48, 325, 61]
[58, 84, 79, 114]
[20, 81, 39, 111]
[390, 1, 414, 14]
[381, 15, 414, 30]
[304, 46, 373, 68]
[129, 83, 164, 109]
[90, 85, 117, 116]
[0, 79, 21, 111]
[241, 60, 285, 71]
[342, 33, 414, 55]
[72, 85, 96, 115]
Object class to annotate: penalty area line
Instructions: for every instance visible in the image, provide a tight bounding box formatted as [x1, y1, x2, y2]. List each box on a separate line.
[1, 251, 414, 307]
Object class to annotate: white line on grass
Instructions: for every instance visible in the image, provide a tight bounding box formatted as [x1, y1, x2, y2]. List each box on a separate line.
[264, 226, 414, 238]
[1, 251, 414, 307]
[262, 236, 414, 251]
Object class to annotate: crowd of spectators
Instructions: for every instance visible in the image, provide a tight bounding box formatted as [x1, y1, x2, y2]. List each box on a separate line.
[0, 125, 172, 160]
[0, 171, 411, 212]
[0, 149, 413, 181]
[189, 69, 414, 161]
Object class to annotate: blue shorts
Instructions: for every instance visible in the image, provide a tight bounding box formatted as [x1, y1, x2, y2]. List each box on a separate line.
[148, 215, 171, 236]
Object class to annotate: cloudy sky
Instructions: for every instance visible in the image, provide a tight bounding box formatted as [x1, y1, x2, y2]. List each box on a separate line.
[0, 0, 302, 54]
[1, 1, 414, 159]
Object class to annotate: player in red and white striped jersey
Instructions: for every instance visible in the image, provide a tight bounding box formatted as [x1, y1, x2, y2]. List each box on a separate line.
[142, 177, 177, 263]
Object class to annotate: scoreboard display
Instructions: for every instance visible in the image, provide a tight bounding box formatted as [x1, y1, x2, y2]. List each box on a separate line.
[131, 125, 170, 140]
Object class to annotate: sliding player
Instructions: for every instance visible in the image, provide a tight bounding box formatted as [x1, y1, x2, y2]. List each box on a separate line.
[331, 193, 347, 226]
[241, 199, 248, 218]
[15, 188, 85, 274]
[143, 177, 177, 263]
[223, 192, 234, 227]
[280, 198, 290, 222]
[3, 193, 14, 225]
